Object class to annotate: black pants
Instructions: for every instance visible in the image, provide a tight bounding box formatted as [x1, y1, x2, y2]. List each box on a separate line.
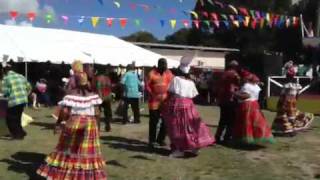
[100, 99, 112, 130]
[123, 98, 140, 123]
[215, 102, 236, 142]
[6, 104, 26, 138]
[149, 109, 166, 144]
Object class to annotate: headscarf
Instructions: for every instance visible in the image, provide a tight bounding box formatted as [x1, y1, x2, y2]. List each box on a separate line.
[72, 60, 83, 74]
[179, 55, 194, 74]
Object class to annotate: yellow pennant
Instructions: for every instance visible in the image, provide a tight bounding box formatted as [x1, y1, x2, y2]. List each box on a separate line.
[233, 20, 240, 28]
[170, 19, 177, 29]
[91, 17, 100, 28]
[244, 16, 250, 27]
[260, 19, 265, 28]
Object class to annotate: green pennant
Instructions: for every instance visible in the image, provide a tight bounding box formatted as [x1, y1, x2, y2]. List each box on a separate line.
[221, 14, 228, 20]
[204, 20, 210, 27]
[250, 10, 255, 18]
[134, 19, 141, 27]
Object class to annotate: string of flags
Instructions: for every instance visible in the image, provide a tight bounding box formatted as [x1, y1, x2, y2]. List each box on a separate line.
[4, 9, 300, 30]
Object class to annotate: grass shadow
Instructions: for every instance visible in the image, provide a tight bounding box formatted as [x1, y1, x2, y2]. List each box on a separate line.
[30, 122, 55, 130]
[220, 142, 267, 151]
[0, 151, 46, 180]
[106, 160, 127, 168]
[130, 155, 155, 161]
[100, 136, 170, 156]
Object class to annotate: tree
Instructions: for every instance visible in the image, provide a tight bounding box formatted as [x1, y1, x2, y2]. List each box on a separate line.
[122, 31, 159, 43]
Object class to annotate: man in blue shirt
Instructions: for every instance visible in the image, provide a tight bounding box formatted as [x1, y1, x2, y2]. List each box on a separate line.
[121, 64, 142, 124]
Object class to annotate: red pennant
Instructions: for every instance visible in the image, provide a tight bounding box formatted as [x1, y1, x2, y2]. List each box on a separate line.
[193, 20, 200, 29]
[27, 12, 36, 22]
[182, 19, 190, 28]
[239, 7, 249, 16]
[9, 11, 19, 20]
[120, 18, 127, 28]
[106, 18, 113, 27]
[210, 13, 218, 20]
[129, 3, 136, 10]
[251, 19, 257, 29]
[202, 11, 209, 18]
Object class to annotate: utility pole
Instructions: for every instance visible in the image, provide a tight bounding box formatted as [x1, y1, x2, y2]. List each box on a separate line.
[316, 0, 320, 36]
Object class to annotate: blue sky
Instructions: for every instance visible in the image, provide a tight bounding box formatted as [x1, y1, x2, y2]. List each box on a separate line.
[0, 0, 196, 39]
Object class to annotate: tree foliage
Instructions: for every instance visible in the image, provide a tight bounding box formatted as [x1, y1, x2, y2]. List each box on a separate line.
[122, 31, 159, 43]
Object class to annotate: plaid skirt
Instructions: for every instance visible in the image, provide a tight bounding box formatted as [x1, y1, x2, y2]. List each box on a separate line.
[37, 115, 107, 180]
[233, 100, 274, 144]
[272, 95, 314, 134]
[162, 96, 215, 151]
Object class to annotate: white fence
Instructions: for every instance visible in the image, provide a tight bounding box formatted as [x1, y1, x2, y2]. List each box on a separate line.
[267, 76, 312, 97]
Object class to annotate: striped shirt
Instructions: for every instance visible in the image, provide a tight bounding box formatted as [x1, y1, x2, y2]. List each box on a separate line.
[1, 71, 31, 107]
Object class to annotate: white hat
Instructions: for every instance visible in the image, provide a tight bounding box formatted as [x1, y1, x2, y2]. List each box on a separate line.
[179, 55, 194, 74]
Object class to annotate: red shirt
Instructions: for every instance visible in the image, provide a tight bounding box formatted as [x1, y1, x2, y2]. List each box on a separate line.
[96, 75, 112, 98]
[146, 69, 173, 110]
[217, 69, 240, 104]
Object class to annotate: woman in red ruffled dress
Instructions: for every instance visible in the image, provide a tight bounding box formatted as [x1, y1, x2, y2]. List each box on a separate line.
[233, 71, 274, 145]
[37, 66, 107, 179]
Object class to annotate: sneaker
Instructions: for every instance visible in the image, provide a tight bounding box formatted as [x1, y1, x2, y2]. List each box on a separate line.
[169, 150, 184, 158]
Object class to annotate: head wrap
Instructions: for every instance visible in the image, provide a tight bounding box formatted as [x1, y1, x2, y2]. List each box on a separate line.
[240, 70, 252, 80]
[228, 60, 239, 67]
[286, 66, 296, 78]
[179, 55, 194, 74]
[72, 60, 83, 74]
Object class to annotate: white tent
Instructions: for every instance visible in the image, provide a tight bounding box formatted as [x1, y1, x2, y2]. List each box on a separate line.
[0, 24, 179, 67]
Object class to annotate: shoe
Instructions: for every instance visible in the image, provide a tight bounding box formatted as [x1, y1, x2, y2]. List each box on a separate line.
[169, 150, 184, 158]
[133, 120, 141, 124]
[105, 126, 111, 132]
[148, 143, 155, 151]
[157, 141, 167, 147]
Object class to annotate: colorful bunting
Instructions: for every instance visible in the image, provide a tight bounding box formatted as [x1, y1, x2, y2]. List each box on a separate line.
[220, 14, 228, 20]
[134, 19, 141, 27]
[213, 20, 220, 28]
[170, 19, 177, 29]
[190, 11, 199, 19]
[27, 12, 36, 22]
[232, 20, 239, 28]
[182, 19, 190, 28]
[106, 18, 113, 27]
[45, 13, 53, 24]
[120, 18, 127, 28]
[193, 20, 200, 29]
[211, 13, 218, 20]
[250, 10, 255, 18]
[130, 3, 137, 10]
[223, 21, 230, 29]
[260, 19, 265, 29]
[244, 16, 250, 27]
[113, 1, 121, 8]
[61, 15, 69, 25]
[228, 5, 238, 14]
[251, 19, 257, 29]
[91, 17, 100, 27]
[160, 20, 165, 27]
[9, 11, 19, 20]
[78, 16, 85, 25]
[239, 7, 249, 16]
[229, 15, 234, 21]
[203, 20, 210, 27]
[202, 11, 209, 18]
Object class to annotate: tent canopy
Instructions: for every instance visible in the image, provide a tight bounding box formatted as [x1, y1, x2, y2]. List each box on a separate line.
[0, 25, 179, 67]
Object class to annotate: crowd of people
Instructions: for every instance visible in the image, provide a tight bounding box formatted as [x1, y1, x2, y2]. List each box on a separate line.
[0, 57, 315, 180]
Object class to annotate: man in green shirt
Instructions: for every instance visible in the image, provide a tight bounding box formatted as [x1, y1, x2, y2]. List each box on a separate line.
[1, 64, 31, 140]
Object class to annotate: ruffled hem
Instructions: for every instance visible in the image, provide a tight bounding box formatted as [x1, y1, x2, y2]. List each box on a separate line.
[37, 165, 107, 180]
[234, 137, 275, 145]
[45, 152, 105, 170]
[59, 95, 102, 108]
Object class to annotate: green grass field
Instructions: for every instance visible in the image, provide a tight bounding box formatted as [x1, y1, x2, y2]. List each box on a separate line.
[267, 96, 320, 115]
[0, 105, 319, 180]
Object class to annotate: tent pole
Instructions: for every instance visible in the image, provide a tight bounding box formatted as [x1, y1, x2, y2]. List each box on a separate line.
[25, 61, 28, 80]
[300, 14, 304, 39]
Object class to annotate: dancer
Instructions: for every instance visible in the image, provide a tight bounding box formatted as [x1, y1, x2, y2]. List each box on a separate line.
[162, 56, 215, 157]
[233, 71, 274, 145]
[37, 62, 107, 180]
[146, 58, 173, 149]
[272, 67, 314, 136]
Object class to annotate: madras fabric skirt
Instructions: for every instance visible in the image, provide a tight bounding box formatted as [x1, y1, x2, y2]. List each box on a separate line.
[162, 96, 215, 151]
[233, 100, 274, 144]
[272, 95, 314, 134]
[37, 116, 107, 180]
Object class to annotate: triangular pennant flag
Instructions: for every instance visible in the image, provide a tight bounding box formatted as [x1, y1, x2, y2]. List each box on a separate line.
[220, 14, 228, 20]
[91, 17, 100, 28]
[244, 16, 250, 27]
[130, 3, 137, 10]
[78, 16, 85, 25]
[134, 19, 141, 27]
[204, 20, 210, 27]
[199, 0, 205, 6]
[260, 12, 266, 19]
[202, 11, 209, 18]
[97, 0, 103, 5]
[9, 11, 19, 20]
[273, 15, 279, 26]
[268, 18, 273, 28]
[160, 20, 165, 27]
[285, 18, 290, 28]
[228, 5, 238, 14]
[229, 15, 234, 21]
[233, 20, 240, 28]
[190, 11, 199, 19]
[120, 18, 127, 28]
[170, 19, 177, 29]
[266, 13, 270, 22]
[27, 12, 36, 22]
[208, 0, 214, 5]
[46, 13, 53, 24]
[223, 21, 230, 29]
[250, 10, 255, 18]
[251, 19, 257, 29]
[182, 19, 190, 28]
[239, 7, 249, 16]
[260, 19, 265, 29]
[214, 0, 224, 8]
[140, 4, 150, 12]
[293, 17, 299, 27]
[237, 15, 243, 21]
[213, 20, 220, 28]
[113, 1, 121, 8]
[211, 13, 218, 20]
[106, 18, 114, 27]
[255, 11, 261, 19]
[193, 20, 200, 29]
[61, 15, 69, 25]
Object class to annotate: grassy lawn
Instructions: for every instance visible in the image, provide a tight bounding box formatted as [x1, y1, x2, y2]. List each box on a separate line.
[0, 104, 319, 180]
[267, 96, 320, 115]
